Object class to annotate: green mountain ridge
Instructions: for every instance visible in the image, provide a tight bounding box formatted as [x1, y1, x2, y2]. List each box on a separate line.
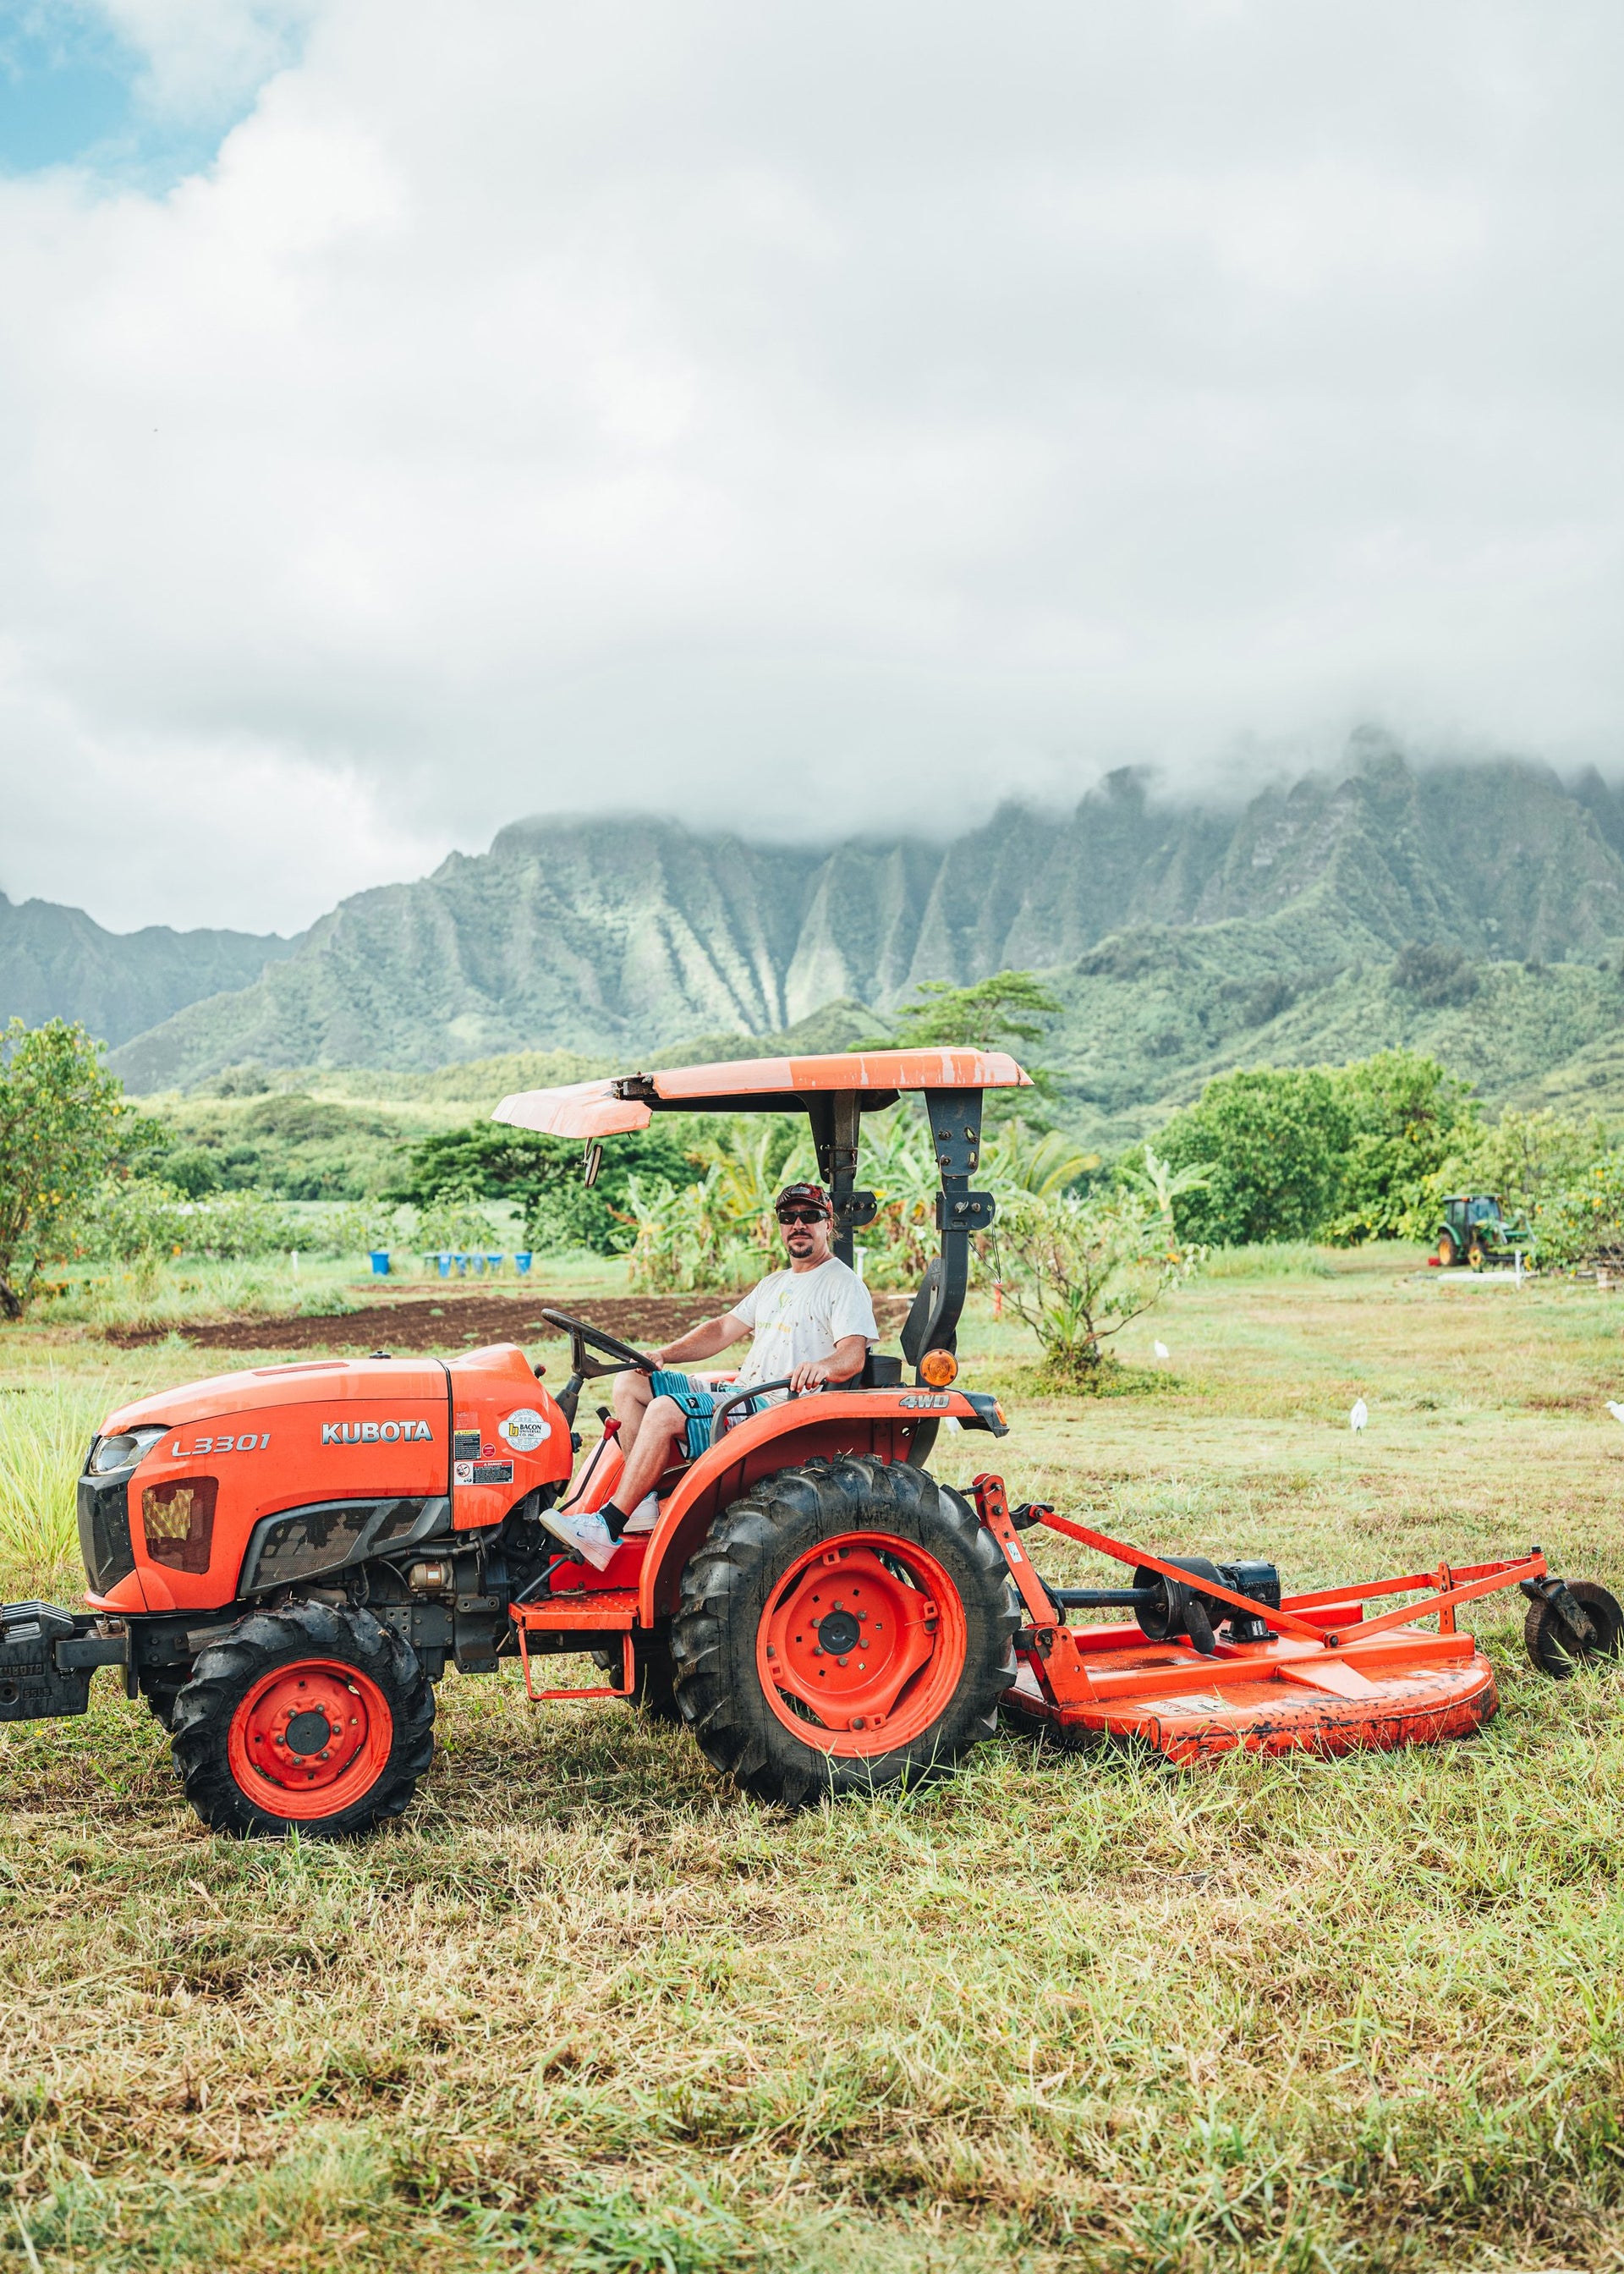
[102, 737, 1624, 1089]
[0, 892, 297, 1047]
[8, 731, 1620, 1139]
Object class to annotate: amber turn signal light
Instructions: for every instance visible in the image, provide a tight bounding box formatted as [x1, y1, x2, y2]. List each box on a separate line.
[919, 1349, 959, 1388]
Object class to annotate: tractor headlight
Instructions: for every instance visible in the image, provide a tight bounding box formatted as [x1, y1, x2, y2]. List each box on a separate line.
[87, 1425, 167, 1476]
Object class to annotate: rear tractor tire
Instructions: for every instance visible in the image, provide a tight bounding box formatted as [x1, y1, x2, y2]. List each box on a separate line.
[671, 1454, 1018, 1805]
[170, 1601, 435, 1838]
[1524, 1581, 1624, 1679]
[1437, 1233, 1458, 1266]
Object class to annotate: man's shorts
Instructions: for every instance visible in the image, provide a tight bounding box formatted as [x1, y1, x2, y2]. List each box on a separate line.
[647, 1370, 764, 1460]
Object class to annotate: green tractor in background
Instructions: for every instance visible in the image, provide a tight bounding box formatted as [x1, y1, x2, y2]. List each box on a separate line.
[1433, 1193, 1527, 1270]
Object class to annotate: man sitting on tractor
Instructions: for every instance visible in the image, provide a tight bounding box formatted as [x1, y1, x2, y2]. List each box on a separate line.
[546, 1183, 878, 1568]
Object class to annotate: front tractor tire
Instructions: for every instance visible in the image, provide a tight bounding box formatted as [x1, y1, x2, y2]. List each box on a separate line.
[671, 1455, 1018, 1805]
[170, 1601, 435, 1838]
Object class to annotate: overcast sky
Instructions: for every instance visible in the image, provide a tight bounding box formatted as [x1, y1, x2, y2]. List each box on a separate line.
[2, 1, 1622, 935]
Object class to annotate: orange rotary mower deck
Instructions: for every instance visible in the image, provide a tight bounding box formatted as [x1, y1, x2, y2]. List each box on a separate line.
[974, 1476, 1533, 1760]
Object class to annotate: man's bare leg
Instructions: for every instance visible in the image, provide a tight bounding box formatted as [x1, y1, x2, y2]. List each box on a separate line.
[611, 1366, 656, 1456]
[612, 1395, 689, 1514]
[563, 1377, 682, 1519]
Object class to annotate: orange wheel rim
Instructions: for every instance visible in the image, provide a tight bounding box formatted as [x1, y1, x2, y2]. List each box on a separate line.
[756, 1531, 968, 1755]
[226, 1657, 393, 1821]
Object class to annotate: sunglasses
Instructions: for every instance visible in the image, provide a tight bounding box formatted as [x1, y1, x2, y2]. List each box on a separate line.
[776, 1207, 826, 1226]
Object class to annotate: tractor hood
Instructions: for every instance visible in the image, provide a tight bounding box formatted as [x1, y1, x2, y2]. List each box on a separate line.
[101, 1355, 450, 1436]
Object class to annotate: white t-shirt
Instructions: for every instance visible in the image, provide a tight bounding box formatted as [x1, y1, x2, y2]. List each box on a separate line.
[730, 1257, 879, 1388]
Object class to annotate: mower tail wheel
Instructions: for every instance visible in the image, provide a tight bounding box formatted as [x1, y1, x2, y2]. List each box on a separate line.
[1523, 1580, 1624, 1679]
[170, 1601, 435, 1837]
[670, 1454, 1018, 1805]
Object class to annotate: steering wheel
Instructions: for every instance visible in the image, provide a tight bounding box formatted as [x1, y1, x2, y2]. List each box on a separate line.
[539, 1307, 659, 1380]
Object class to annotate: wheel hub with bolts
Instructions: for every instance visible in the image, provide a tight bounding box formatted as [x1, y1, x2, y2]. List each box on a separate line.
[759, 1534, 963, 1744]
[227, 1657, 387, 1803]
[815, 1607, 863, 1656]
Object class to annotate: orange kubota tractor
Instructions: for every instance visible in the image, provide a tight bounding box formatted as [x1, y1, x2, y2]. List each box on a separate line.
[2, 1048, 1618, 1838]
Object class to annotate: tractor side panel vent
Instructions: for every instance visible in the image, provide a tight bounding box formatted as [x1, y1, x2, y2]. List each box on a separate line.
[243, 1501, 383, 1590]
[238, 1497, 451, 1594]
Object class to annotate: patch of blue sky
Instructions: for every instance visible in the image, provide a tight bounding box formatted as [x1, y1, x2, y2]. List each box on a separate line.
[0, 3, 296, 190]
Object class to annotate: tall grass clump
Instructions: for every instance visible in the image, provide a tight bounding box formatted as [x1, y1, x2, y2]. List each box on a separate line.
[0, 1377, 112, 1579]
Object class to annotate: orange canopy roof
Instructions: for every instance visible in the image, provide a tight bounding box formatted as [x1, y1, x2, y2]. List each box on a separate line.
[492, 1047, 1031, 1140]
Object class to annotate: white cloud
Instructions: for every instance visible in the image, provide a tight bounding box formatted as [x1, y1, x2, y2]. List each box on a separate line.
[3, 0, 1623, 931]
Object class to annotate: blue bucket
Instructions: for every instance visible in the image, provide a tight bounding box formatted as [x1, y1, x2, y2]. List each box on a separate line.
[368, 1250, 391, 1277]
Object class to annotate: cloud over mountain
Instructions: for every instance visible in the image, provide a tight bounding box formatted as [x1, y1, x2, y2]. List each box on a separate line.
[3, 2, 1624, 932]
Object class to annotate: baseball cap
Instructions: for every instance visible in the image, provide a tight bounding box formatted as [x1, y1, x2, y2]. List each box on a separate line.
[774, 1182, 832, 1218]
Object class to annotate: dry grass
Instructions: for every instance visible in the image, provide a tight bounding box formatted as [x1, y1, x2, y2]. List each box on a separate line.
[1, 1250, 1621, 2271]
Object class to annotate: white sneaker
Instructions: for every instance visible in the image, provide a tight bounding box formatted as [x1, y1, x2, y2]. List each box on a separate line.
[541, 1505, 622, 1571]
[622, 1492, 661, 1535]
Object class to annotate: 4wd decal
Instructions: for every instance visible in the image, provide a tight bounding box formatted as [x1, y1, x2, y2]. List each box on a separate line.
[898, 1393, 952, 1411]
[321, 1420, 435, 1445]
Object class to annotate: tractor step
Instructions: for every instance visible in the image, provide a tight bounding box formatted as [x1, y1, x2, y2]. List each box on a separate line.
[512, 1588, 639, 1631]
[508, 1590, 640, 1703]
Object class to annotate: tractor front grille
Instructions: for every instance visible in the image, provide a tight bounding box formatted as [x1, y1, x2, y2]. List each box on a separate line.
[77, 1475, 136, 1594]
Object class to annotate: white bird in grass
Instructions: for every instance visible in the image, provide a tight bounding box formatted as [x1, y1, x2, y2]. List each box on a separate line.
[1350, 1398, 1369, 1431]
[1154, 1341, 1169, 1359]
[1607, 1401, 1624, 1425]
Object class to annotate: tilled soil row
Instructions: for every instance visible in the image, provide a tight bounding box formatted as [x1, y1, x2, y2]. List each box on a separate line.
[107, 1288, 911, 1354]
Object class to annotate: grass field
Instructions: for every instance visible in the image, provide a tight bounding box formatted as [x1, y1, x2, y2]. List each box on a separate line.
[1, 1251, 1621, 2271]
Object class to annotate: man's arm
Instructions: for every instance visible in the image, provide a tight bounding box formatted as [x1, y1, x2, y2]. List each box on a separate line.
[787, 1332, 869, 1395]
[653, 1311, 751, 1369]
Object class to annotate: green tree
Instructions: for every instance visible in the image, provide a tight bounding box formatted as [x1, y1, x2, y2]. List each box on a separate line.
[1155, 1068, 1350, 1246]
[0, 1019, 128, 1317]
[1440, 1107, 1608, 1219]
[888, 969, 1063, 1056]
[1325, 1052, 1478, 1243]
[387, 1121, 695, 1254]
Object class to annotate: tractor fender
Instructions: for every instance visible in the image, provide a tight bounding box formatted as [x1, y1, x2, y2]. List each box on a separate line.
[636, 1387, 976, 1623]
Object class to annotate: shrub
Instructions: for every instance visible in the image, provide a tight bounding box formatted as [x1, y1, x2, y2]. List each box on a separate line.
[1390, 942, 1480, 1007]
[81, 1179, 297, 1264]
[1526, 1155, 1624, 1269]
[986, 1188, 1202, 1387]
[412, 1188, 503, 1256]
[623, 1171, 757, 1294]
